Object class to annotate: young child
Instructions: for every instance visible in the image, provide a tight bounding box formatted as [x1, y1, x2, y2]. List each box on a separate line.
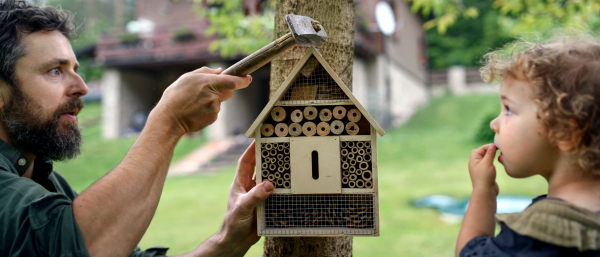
[456, 35, 600, 257]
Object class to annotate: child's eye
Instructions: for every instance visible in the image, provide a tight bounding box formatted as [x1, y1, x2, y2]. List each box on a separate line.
[505, 105, 513, 115]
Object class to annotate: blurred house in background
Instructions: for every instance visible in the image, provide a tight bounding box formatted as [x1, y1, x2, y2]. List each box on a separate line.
[95, 0, 428, 140]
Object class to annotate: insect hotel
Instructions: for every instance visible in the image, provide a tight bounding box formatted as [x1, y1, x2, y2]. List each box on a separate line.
[246, 47, 385, 236]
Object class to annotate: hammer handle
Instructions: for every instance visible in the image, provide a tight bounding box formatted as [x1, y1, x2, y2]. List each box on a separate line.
[222, 32, 297, 77]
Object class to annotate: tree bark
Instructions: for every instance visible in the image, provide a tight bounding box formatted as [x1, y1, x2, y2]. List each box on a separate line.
[265, 0, 355, 256]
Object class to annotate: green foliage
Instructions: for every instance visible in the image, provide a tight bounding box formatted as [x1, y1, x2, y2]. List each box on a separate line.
[172, 25, 196, 43]
[191, 0, 275, 58]
[475, 112, 497, 143]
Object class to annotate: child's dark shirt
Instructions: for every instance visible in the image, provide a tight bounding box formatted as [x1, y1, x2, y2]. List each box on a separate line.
[460, 195, 600, 257]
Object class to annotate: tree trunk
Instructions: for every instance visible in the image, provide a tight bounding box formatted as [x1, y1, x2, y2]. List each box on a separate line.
[264, 1, 355, 256]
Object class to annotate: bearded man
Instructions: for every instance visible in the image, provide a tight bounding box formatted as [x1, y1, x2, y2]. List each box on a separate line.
[0, 1, 274, 256]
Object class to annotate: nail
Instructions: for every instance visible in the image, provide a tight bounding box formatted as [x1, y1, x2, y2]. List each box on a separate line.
[262, 181, 274, 193]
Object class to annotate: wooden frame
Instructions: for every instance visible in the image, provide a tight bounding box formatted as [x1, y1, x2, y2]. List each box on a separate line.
[250, 48, 384, 237]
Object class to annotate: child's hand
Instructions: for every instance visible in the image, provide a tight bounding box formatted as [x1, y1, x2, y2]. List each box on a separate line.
[469, 144, 499, 196]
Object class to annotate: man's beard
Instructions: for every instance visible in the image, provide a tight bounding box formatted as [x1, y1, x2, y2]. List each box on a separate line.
[1, 86, 83, 161]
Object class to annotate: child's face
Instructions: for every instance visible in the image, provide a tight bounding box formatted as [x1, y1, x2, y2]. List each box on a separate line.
[490, 75, 558, 179]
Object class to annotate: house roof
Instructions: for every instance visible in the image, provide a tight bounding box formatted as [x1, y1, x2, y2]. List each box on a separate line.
[245, 47, 385, 138]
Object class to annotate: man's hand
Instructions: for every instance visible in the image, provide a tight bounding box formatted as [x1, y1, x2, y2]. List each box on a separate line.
[153, 67, 251, 136]
[468, 144, 499, 195]
[189, 141, 273, 257]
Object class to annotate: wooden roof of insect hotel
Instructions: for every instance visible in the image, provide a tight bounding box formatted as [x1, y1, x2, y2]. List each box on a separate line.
[246, 47, 385, 138]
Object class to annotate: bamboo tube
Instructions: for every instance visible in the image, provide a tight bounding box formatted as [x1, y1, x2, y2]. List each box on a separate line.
[275, 123, 289, 137]
[270, 149, 277, 156]
[284, 163, 290, 170]
[284, 148, 290, 155]
[317, 122, 330, 136]
[278, 160, 284, 166]
[356, 155, 364, 163]
[351, 147, 358, 154]
[289, 123, 302, 136]
[366, 147, 372, 154]
[342, 170, 350, 177]
[261, 124, 275, 137]
[362, 170, 372, 181]
[278, 166, 285, 173]
[365, 141, 371, 148]
[284, 173, 290, 180]
[347, 109, 362, 122]
[268, 174, 275, 181]
[262, 163, 269, 169]
[277, 154, 284, 160]
[303, 106, 318, 120]
[348, 153, 355, 160]
[330, 120, 344, 135]
[356, 179, 365, 188]
[284, 156, 290, 163]
[357, 142, 365, 148]
[269, 164, 276, 171]
[349, 181, 356, 188]
[356, 169, 363, 176]
[364, 154, 372, 162]
[264, 143, 273, 150]
[271, 106, 286, 122]
[346, 122, 359, 135]
[277, 144, 285, 151]
[277, 178, 284, 186]
[283, 181, 291, 188]
[290, 109, 303, 123]
[341, 149, 349, 156]
[261, 150, 269, 158]
[349, 166, 356, 173]
[342, 177, 349, 184]
[283, 142, 290, 148]
[348, 141, 355, 148]
[342, 162, 350, 170]
[302, 122, 316, 136]
[262, 170, 269, 177]
[349, 174, 357, 181]
[350, 159, 357, 166]
[359, 162, 369, 170]
[341, 141, 348, 148]
[358, 149, 366, 155]
[333, 106, 347, 119]
[365, 180, 373, 188]
[319, 108, 333, 122]
[274, 172, 281, 179]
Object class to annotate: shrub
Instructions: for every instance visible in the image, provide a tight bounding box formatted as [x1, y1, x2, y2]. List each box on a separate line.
[475, 113, 496, 142]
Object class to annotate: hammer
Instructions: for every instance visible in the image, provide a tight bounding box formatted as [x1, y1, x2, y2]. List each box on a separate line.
[221, 14, 327, 77]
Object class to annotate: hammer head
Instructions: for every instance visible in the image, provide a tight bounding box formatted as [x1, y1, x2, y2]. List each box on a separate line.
[286, 14, 327, 47]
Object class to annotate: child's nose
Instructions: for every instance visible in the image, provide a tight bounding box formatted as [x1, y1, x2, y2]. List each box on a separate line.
[490, 117, 499, 133]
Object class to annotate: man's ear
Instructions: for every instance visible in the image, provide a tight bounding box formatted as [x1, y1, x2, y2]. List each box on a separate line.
[557, 119, 582, 152]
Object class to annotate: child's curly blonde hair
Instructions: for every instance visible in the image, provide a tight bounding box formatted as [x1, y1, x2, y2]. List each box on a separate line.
[481, 33, 600, 176]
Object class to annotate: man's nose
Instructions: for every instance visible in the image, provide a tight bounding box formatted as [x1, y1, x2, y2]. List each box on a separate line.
[67, 73, 89, 97]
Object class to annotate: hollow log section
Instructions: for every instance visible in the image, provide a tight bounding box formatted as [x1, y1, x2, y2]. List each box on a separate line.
[265, 0, 355, 253]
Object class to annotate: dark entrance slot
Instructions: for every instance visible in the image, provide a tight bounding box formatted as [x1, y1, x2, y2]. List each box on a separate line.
[311, 150, 319, 180]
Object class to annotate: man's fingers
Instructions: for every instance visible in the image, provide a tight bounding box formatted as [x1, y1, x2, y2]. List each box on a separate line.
[237, 181, 274, 217]
[190, 67, 222, 74]
[207, 74, 252, 92]
[235, 142, 256, 182]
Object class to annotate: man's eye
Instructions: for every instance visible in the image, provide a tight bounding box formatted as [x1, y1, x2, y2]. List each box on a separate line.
[49, 68, 60, 76]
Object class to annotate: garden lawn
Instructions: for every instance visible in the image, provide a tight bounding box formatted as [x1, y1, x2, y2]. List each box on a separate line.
[61, 94, 548, 256]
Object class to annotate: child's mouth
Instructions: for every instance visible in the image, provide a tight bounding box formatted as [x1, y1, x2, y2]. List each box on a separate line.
[498, 152, 503, 163]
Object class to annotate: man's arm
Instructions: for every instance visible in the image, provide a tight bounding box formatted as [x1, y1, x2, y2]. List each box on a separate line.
[72, 67, 251, 257]
[455, 144, 499, 257]
[179, 142, 274, 257]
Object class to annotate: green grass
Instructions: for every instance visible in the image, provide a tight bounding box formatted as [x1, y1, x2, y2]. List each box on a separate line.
[62, 95, 549, 256]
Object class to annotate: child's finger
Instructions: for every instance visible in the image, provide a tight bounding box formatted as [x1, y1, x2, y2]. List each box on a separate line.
[481, 144, 497, 165]
[470, 144, 493, 161]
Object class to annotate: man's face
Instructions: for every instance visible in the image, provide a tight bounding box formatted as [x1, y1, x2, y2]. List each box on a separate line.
[2, 30, 88, 161]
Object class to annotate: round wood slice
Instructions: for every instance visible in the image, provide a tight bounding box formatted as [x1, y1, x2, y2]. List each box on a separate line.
[330, 120, 344, 135]
[290, 109, 303, 123]
[289, 123, 302, 136]
[345, 122, 359, 135]
[271, 106, 286, 122]
[316, 122, 330, 136]
[347, 109, 362, 122]
[333, 106, 347, 119]
[319, 108, 332, 122]
[261, 123, 274, 137]
[303, 106, 318, 120]
[302, 122, 316, 136]
[275, 123, 289, 137]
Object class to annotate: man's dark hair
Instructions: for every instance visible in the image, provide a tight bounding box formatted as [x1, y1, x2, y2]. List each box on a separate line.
[0, 0, 76, 88]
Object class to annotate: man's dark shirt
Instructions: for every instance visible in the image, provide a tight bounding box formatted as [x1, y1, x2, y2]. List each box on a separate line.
[0, 140, 168, 256]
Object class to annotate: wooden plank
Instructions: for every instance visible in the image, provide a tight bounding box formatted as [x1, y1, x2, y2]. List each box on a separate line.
[341, 188, 376, 193]
[309, 47, 386, 136]
[261, 137, 291, 143]
[255, 129, 264, 235]
[339, 135, 371, 141]
[290, 137, 341, 194]
[245, 49, 316, 137]
[272, 189, 291, 194]
[276, 101, 354, 106]
[371, 126, 380, 236]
